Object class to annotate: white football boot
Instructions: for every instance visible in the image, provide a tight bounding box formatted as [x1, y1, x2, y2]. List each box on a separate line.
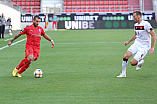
[117, 73, 126, 78]
[136, 60, 144, 71]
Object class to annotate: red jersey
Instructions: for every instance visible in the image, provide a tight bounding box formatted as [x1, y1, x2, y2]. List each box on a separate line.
[20, 25, 45, 47]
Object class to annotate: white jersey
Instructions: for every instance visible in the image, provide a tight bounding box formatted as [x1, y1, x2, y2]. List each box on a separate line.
[134, 20, 153, 49]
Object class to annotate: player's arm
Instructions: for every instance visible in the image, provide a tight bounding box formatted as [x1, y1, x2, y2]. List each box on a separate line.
[8, 33, 21, 46]
[149, 30, 156, 55]
[124, 32, 137, 46]
[43, 34, 55, 48]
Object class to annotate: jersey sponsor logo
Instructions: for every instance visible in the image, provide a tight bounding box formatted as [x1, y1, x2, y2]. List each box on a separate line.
[135, 26, 144, 30]
[32, 34, 41, 37]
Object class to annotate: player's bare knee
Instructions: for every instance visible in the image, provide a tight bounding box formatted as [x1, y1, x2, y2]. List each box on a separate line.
[124, 51, 132, 60]
[27, 55, 35, 62]
[27, 57, 33, 61]
[130, 60, 137, 66]
[124, 54, 130, 59]
[130, 58, 138, 66]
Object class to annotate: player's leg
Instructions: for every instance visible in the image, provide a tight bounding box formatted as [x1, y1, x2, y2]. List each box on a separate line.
[12, 47, 33, 77]
[52, 22, 54, 29]
[130, 57, 144, 71]
[117, 43, 138, 77]
[17, 54, 36, 76]
[130, 58, 138, 66]
[117, 51, 132, 77]
[133, 49, 147, 70]
[16, 47, 39, 77]
[16, 58, 29, 70]
[55, 22, 57, 30]
[2, 25, 5, 38]
[12, 58, 29, 77]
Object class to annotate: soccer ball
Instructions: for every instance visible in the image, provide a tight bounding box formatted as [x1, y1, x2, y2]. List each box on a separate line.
[9, 33, 12, 36]
[34, 69, 43, 78]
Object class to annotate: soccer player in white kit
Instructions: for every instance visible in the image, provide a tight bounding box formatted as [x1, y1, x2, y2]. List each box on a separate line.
[117, 11, 156, 77]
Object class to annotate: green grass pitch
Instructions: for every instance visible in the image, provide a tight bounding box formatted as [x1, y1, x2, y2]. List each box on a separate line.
[0, 29, 157, 104]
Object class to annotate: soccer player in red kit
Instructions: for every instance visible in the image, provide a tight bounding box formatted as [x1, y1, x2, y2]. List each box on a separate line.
[8, 15, 55, 77]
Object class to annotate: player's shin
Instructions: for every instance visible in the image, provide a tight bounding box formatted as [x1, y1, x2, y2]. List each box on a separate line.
[17, 64, 30, 74]
[122, 59, 128, 75]
[16, 58, 29, 70]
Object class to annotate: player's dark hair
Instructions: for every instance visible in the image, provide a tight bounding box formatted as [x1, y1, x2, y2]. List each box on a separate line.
[133, 11, 142, 17]
[33, 15, 40, 20]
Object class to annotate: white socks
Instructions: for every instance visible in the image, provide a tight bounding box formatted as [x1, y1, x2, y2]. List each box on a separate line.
[122, 61, 128, 75]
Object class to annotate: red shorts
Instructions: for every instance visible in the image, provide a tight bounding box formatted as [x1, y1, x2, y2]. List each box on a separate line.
[52, 21, 57, 25]
[25, 46, 40, 61]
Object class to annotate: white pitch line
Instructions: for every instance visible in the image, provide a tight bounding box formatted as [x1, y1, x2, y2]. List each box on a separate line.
[0, 40, 123, 51]
[4, 38, 13, 41]
[0, 38, 27, 50]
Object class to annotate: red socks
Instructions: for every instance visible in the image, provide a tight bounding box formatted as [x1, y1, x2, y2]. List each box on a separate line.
[16, 58, 29, 70]
[16, 58, 30, 74]
[18, 64, 30, 74]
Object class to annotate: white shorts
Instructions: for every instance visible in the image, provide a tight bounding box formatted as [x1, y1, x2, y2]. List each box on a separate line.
[128, 43, 149, 62]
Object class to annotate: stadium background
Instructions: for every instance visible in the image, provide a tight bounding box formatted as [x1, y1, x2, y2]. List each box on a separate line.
[0, 0, 157, 30]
